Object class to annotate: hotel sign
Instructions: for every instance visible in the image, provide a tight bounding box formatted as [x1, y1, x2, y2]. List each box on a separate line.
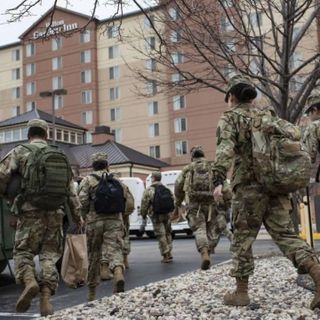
[33, 20, 78, 39]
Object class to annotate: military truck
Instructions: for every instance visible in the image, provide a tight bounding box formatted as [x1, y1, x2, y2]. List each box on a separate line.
[0, 199, 15, 274]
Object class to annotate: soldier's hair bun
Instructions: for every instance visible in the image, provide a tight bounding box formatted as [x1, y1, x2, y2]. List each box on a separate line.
[230, 83, 257, 102]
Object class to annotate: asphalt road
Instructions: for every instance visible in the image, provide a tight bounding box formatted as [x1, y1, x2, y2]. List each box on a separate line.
[0, 236, 281, 319]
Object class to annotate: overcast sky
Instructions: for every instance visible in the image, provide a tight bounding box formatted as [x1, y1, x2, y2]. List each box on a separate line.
[0, 0, 144, 46]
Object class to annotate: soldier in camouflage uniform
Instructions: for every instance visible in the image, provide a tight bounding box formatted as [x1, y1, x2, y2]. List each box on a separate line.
[0, 119, 81, 316]
[175, 147, 232, 270]
[212, 74, 320, 309]
[78, 152, 129, 301]
[140, 172, 173, 263]
[303, 88, 320, 165]
[100, 187, 134, 280]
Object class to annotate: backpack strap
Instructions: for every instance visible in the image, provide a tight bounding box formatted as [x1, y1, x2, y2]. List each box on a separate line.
[90, 173, 101, 181]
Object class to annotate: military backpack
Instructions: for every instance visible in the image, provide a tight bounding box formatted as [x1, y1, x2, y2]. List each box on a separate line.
[21, 144, 72, 210]
[152, 184, 175, 214]
[188, 159, 214, 202]
[91, 173, 125, 214]
[251, 112, 311, 194]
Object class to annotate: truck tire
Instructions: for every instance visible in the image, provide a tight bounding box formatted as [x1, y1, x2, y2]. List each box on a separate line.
[146, 231, 155, 239]
[0, 260, 7, 273]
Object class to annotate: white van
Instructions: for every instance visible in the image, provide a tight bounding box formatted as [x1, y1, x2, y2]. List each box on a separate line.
[145, 170, 192, 237]
[120, 177, 145, 237]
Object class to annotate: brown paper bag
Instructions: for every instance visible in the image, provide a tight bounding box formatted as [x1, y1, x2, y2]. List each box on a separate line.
[61, 232, 88, 288]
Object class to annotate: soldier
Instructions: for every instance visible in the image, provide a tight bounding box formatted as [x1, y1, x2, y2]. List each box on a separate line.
[175, 147, 230, 270]
[140, 172, 174, 263]
[302, 88, 320, 166]
[78, 152, 129, 301]
[100, 186, 134, 280]
[212, 74, 320, 309]
[0, 119, 81, 316]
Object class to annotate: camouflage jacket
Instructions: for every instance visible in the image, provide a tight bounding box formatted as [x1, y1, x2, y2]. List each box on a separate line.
[140, 181, 173, 219]
[212, 103, 258, 188]
[78, 169, 131, 223]
[0, 139, 81, 222]
[302, 119, 320, 164]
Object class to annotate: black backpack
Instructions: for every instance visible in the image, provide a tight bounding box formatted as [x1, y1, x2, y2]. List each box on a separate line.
[152, 184, 175, 215]
[91, 173, 125, 214]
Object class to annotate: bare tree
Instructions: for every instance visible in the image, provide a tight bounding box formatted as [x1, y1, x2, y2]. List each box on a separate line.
[127, 0, 320, 123]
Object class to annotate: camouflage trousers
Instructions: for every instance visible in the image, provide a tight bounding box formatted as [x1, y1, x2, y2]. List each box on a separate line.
[87, 214, 124, 288]
[13, 210, 63, 294]
[187, 202, 228, 253]
[100, 214, 130, 266]
[230, 183, 316, 278]
[151, 213, 172, 256]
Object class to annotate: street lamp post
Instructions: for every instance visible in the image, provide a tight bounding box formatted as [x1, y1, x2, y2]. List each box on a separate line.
[39, 89, 67, 145]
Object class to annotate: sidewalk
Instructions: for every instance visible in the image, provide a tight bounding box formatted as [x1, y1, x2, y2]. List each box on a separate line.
[41, 256, 320, 320]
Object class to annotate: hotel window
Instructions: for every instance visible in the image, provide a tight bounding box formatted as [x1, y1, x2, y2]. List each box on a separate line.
[170, 31, 181, 43]
[175, 118, 187, 133]
[145, 59, 156, 71]
[221, 17, 234, 32]
[109, 66, 120, 80]
[26, 101, 36, 111]
[249, 12, 263, 28]
[110, 107, 121, 121]
[175, 140, 188, 155]
[110, 87, 120, 100]
[82, 111, 93, 125]
[12, 87, 20, 99]
[52, 76, 63, 90]
[146, 80, 157, 96]
[172, 73, 182, 83]
[223, 0, 233, 7]
[251, 36, 263, 51]
[80, 50, 91, 63]
[148, 101, 158, 116]
[107, 25, 119, 38]
[81, 70, 92, 83]
[56, 129, 62, 141]
[12, 106, 20, 117]
[112, 128, 122, 143]
[223, 64, 236, 79]
[144, 15, 154, 29]
[12, 49, 20, 61]
[52, 57, 62, 70]
[173, 96, 185, 110]
[26, 43, 35, 57]
[85, 132, 92, 143]
[149, 123, 159, 137]
[149, 145, 160, 158]
[226, 41, 236, 52]
[108, 45, 120, 59]
[81, 90, 93, 104]
[77, 133, 83, 144]
[54, 95, 64, 110]
[80, 30, 90, 43]
[12, 68, 20, 80]
[52, 37, 62, 51]
[290, 52, 303, 69]
[26, 63, 36, 76]
[26, 82, 36, 95]
[71, 132, 76, 143]
[63, 131, 69, 142]
[145, 37, 156, 51]
[171, 52, 184, 64]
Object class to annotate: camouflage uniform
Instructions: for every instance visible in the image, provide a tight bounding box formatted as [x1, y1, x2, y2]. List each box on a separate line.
[212, 102, 316, 278]
[175, 158, 231, 254]
[0, 137, 80, 294]
[140, 181, 173, 257]
[78, 166, 128, 289]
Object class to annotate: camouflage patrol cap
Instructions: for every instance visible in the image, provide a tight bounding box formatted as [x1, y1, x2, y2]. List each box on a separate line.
[305, 89, 320, 114]
[91, 152, 108, 163]
[27, 119, 49, 132]
[151, 171, 162, 180]
[225, 74, 254, 102]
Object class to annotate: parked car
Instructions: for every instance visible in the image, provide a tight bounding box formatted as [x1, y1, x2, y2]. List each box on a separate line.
[145, 170, 192, 238]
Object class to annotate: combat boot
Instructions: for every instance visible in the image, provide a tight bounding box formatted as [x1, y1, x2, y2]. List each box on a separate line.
[161, 252, 171, 263]
[302, 257, 320, 310]
[124, 255, 129, 269]
[224, 276, 250, 306]
[200, 247, 210, 270]
[168, 251, 173, 261]
[100, 264, 113, 281]
[40, 286, 54, 316]
[16, 270, 39, 313]
[87, 287, 96, 301]
[112, 266, 125, 294]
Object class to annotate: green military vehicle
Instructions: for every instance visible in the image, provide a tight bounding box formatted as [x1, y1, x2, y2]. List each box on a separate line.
[0, 199, 15, 274]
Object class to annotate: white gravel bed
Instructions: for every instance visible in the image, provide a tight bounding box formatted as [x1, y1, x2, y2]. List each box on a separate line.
[41, 256, 320, 320]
